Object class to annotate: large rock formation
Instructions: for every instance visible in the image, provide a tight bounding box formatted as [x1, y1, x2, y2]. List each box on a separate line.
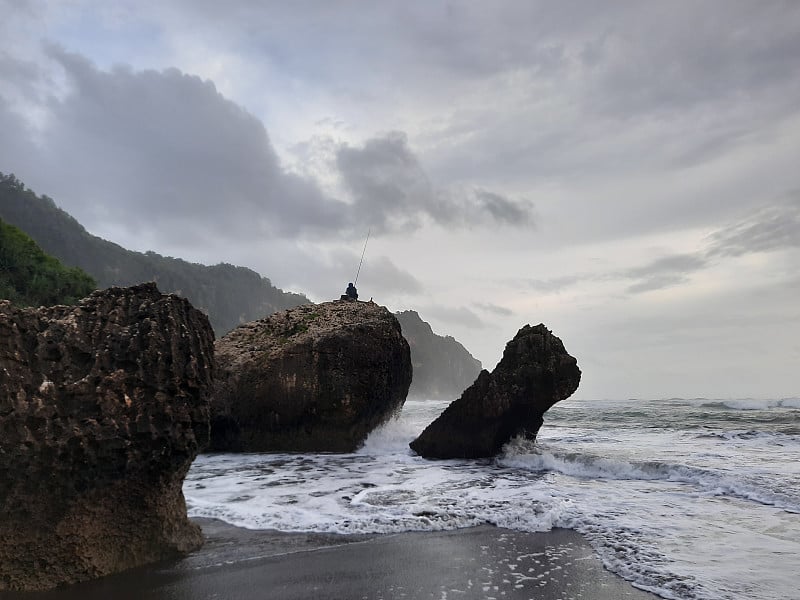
[410, 324, 580, 459]
[395, 310, 482, 399]
[0, 283, 215, 591]
[211, 300, 412, 452]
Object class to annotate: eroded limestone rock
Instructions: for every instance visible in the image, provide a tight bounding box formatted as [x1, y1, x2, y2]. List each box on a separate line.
[0, 283, 214, 591]
[211, 300, 412, 452]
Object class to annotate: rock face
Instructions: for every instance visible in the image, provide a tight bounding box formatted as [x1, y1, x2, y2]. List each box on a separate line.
[395, 310, 482, 399]
[0, 283, 215, 591]
[211, 300, 412, 453]
[410, 324, 580, 459]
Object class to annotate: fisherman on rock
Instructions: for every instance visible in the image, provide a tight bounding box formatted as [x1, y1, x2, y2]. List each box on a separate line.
[345, 282, 358, 300]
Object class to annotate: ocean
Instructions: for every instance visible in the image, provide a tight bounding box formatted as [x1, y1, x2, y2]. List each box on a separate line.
[184, 398, 800, 600]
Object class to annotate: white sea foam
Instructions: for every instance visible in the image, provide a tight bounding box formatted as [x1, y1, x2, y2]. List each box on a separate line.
[498, 446, 800, 513]
[694, 397, 799, 411]
[185, 398, 800, 600]
[779, 397, 800, 409]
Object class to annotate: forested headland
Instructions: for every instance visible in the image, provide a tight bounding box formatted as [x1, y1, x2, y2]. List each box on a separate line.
[0, 173, 308, 334]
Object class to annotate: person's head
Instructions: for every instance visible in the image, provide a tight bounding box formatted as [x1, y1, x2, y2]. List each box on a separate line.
[348, 282, 354, 287]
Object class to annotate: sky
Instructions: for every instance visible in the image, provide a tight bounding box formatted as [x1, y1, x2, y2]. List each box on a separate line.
[1, 1, 798, 400]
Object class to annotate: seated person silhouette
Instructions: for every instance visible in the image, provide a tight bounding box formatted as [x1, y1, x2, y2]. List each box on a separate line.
[345, 282, 358, 300]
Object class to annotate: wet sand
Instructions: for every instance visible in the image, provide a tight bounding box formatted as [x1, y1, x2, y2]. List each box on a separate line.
[2, 519, 660, 599]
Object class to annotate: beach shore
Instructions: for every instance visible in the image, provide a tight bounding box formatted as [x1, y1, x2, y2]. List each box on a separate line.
[2, 519, 660, 599]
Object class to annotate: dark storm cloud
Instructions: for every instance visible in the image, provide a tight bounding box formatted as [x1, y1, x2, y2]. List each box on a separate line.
[336, 132, 536, 231]
[1, 46, 537, 250]
[336, 132, 434, 233]
[36, 46, 346, 242]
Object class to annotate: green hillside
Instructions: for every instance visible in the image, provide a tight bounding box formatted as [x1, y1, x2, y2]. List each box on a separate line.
[0, 172, 308, 334]
[0, 216, 96, 307]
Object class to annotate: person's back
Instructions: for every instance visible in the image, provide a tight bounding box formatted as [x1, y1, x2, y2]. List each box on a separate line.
[345, 282, 358, 300]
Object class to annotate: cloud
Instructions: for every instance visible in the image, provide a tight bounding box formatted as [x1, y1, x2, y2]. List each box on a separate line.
[474, 302, 513, 317]
[349, 254, 423, 296]
[582, 3, 800, 119]
[0, 97, 36, 169]
[35, 46, 346, 243]
[517, 275, 585, 294]
[336, 132, 536, 232]
[707, 195, 800, 258]
[624, 254, 709, 294]
[336, 132, 435, 233]
[420, 305, 486, 329]
[0, 53, 43, 101]
[472, 188, 535, 225]
[623, 197, 800, 294]
[1, 46, 538, 258]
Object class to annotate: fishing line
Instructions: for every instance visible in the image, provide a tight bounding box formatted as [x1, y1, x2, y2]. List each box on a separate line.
[354, 228, 370, 286]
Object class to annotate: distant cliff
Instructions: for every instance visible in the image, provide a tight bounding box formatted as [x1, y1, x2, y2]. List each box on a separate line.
[0, 173, 308, 336]
[395, 310, 482, 399]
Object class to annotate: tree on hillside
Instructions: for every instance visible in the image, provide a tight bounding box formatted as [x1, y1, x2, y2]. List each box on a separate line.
[0, 216, 96, 307]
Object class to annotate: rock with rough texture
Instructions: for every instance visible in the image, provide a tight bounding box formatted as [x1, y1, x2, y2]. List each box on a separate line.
[410, 324, 580, 459]
[0, 283, 215, 591]
[211, 300, 412, 453]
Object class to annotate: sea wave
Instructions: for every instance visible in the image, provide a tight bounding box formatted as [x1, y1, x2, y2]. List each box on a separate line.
[697, 398, 800, 411]
[499, 446, 800, 513]
[694, 429, 800, 442]
[185, 399, 800, 600]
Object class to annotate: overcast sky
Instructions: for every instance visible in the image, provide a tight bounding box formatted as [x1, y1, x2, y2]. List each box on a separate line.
[1, 1, 798, 399]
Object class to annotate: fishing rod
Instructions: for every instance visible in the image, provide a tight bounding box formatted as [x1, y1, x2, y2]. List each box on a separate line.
[353, 228, 370, 286]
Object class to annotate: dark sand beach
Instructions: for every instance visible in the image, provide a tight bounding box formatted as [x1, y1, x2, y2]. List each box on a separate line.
[1, 518, 660, 599]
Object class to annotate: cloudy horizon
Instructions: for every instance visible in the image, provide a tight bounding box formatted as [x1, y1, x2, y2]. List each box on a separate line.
[1, 1, 798, 399]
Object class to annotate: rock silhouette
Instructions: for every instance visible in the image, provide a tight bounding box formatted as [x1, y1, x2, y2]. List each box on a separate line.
[410, 324, 580, 459]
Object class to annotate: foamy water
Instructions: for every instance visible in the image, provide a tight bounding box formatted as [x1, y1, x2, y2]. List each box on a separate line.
[185, 398, 800, 600]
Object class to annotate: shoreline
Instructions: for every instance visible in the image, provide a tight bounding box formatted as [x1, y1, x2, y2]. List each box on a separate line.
[2, 519, 661, 599]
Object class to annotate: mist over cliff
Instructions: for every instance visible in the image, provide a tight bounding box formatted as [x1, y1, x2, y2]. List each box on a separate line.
[395, 310, 482, 400]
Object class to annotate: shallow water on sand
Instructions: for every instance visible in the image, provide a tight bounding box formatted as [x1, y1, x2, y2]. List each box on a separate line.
[185, 398, 800, 600]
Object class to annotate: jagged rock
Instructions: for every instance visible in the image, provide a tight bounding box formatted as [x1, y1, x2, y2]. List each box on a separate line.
[211, 300, 412, 452]
[410, 324, 580, 459]
[0, 283, 215, 591]
[395, 310, 482, 399]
